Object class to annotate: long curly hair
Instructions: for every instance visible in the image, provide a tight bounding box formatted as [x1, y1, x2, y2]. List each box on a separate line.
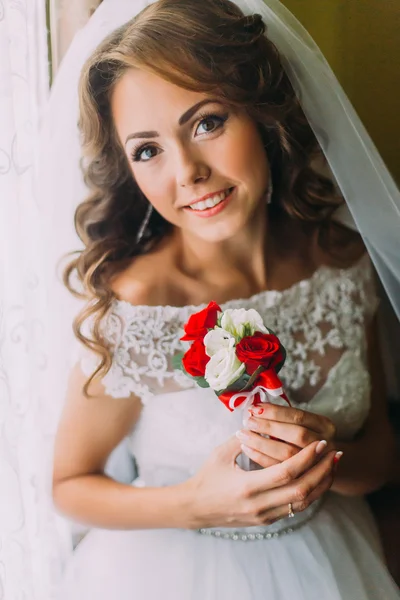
[64, 0, 357, 396]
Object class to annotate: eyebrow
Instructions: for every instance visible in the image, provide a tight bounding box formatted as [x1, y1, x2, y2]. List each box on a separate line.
[124, 99, 222, 146]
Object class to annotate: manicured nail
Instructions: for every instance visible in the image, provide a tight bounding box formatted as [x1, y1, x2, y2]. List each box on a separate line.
[236, 430, 249, 441]
[315, 440, 328, 455]
[334, 451, 343, 464]
[256, 408, 264, 415]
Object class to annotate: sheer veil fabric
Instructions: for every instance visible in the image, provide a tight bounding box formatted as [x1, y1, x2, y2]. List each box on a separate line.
[36, 0, 400, 574]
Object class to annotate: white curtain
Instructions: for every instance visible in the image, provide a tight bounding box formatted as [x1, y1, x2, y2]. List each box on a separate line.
[0, 2, 72, 599]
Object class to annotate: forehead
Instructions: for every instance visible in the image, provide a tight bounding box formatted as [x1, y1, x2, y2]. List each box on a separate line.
[111, 68, 209, 139]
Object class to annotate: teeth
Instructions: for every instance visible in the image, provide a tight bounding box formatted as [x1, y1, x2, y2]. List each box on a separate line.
[190, 189, 230, 211]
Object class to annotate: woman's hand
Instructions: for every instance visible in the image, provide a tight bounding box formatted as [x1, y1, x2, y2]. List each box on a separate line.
[185, 435, 340, 530]
[236, 403, 337, 468]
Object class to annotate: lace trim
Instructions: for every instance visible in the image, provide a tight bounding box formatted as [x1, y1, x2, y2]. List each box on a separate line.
[78, 255, 378, 401]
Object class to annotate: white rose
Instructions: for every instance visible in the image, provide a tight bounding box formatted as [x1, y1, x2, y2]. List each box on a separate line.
[204, 327, 236, 357]
[220, 308, 267, 340]
[205, 346, 245, 391]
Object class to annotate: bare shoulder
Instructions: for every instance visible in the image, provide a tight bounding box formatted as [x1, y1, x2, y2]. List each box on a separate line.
[110, 243, 174, 307]
[110, 259, 157, 306]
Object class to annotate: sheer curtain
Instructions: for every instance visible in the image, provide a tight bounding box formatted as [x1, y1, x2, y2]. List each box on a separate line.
[0, 2, 72, 599]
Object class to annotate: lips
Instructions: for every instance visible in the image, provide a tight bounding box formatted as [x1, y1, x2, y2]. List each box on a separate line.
[186, 187, 234, 212]
[183, 187, 235, 219]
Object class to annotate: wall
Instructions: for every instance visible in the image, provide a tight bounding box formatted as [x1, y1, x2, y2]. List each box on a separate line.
[282, 0, 400, 183]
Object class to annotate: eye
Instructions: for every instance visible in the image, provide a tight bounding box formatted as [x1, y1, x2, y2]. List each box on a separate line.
[195, 113, 227, 136]
[131, 144, 159, 163]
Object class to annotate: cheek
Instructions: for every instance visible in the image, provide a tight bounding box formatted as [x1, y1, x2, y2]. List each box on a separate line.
[218, 122, 269, 189]
[135, 173, 159, 201]
[236, 127, 269, 183]
[131, 166, 176, 218]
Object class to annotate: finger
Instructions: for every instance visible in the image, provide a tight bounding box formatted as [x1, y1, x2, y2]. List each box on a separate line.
[240, 443, 280, 469]
[247, 440, 330, 494]
[257, 449, 336, 509]
[249, 403, 334, 437]
[294, 472, 334, 509]
[246, 417, 319, 449]
[257, 472, 334, 526]
[236, 429, 299, 462]
[214, 435, 242, 466]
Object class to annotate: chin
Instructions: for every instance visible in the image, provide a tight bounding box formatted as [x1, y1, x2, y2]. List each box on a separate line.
[191, 216, 250, 244]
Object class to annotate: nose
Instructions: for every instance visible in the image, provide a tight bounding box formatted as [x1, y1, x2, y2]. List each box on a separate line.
[175, 146, 211, 188]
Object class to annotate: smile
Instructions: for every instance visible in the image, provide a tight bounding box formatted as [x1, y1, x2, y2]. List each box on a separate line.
[189, 188, 232, 211]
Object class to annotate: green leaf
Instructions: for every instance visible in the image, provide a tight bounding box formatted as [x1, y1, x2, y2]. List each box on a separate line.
[194, 376, 210, 389]
[263, 327, 287, 374]
[242, 365, 265, 391]
[243, 324, 253, 338]
[172, 352, 185, 371]
[276, 344, 287, 374]
[221, 373, 251, 394]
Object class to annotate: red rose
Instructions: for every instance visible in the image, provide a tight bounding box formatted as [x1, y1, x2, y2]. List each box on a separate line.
[182, 338, 210, 377]
[236, 332, 283, 375]
[181, 301, 221, 341]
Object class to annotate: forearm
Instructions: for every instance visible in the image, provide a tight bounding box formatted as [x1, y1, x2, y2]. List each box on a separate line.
[53, 473, 195, 530]
[331, 427, 396, 497]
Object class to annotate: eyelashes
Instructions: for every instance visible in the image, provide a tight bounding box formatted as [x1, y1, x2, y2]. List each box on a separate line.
[130, 111, 229, 163]
[194, 112, 228, 135]
[131, 144, 158, 163]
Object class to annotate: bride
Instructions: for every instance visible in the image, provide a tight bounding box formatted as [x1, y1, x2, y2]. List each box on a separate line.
[49, 0, 400, 598]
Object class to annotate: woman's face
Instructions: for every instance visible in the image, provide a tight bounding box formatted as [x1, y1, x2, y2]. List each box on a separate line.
[111, 69, 270, 243]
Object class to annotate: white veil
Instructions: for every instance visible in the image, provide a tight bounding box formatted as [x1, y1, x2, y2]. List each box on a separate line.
[36, 0, 400, 575]
[37, 0, 400, 408]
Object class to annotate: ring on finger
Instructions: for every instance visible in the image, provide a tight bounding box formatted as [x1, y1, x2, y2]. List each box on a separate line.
[288, 503, 295, 518]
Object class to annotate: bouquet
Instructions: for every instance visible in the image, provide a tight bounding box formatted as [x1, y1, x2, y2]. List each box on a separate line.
[174, 302, 290, 469]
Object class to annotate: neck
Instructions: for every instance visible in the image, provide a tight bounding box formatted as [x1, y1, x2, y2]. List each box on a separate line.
[173, 203, 270, 291]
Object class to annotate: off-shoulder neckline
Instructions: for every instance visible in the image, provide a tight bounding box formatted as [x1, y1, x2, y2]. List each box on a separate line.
[112, 254, 370, 315]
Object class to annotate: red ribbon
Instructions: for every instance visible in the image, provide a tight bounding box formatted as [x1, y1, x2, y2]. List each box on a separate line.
[219, 368, 291, 412]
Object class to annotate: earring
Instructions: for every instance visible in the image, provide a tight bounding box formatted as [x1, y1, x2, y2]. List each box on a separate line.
[266, 179, 273, 205]
[136, 203, 153, 244]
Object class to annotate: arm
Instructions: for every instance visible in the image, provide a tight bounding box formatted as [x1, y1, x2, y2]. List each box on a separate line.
[53, 364, 337, 530]
[330, 316, 397, 496]
[52, 364, 192, 530]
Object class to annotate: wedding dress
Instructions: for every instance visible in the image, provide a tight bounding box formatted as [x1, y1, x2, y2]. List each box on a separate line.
[56, 255, 400, 600]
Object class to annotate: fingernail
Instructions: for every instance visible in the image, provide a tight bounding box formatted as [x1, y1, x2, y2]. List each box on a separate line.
[236, 430, 249, 442]
[256, 408, 264, 415]
[315, 440, 328, 455]
[334, 451, 343, 464]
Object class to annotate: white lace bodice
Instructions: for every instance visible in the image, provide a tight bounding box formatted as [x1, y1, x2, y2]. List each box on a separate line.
[79, 255, 378, 533]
